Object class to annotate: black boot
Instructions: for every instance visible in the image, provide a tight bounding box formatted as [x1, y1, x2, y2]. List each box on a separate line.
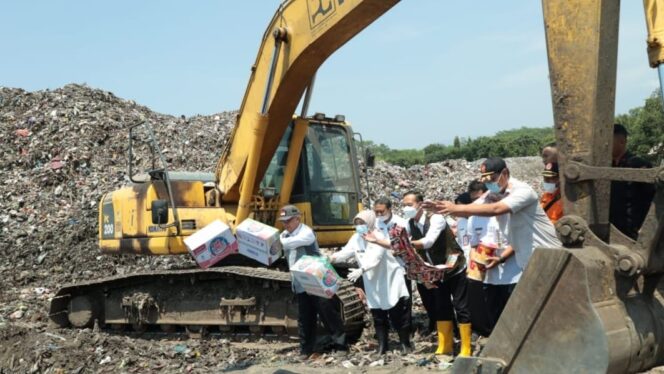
[398, 328, 413, 354]
[375, 325, 389, 355]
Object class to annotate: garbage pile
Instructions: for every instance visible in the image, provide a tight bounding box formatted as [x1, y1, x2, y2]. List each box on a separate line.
[0, 84, 236, 292]
[0, 84, 545, 373]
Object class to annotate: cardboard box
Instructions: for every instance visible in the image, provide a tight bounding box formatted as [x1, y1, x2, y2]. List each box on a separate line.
[467, 243, 497, 282]
[236, 218, 283, 266]
[290, 255, 340, 298]
[184, 220, 238, 269]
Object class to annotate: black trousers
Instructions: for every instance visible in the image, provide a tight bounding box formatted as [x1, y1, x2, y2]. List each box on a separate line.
[403, 275, 413, 331]
[484, 283, 516, 330]
[467, 279, 493, 336]
[371, 296, 411, 331]
[297, 292, 347, 355]
[417, 271, 471, 324]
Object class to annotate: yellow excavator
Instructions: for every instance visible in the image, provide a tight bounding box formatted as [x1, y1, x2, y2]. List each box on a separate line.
[50, 0, 400, 340]
[48, 0, 664, 372]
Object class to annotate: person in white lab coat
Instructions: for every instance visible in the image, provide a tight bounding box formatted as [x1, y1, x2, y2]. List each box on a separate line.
[373, 196, 413, 335]
[330, 210, 412, 354]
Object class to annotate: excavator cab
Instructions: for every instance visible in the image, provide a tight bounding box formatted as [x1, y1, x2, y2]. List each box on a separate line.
[260, 114, 363, 247]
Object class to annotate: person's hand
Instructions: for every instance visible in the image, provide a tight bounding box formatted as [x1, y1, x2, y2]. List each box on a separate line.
[347, 268, 364, 282]
[485, 256, 501, 269]
[420, 200, 438, 210]
[363, 231, 377, 243]
[423, 282, 438, 289]
[436, 201, 459, 216]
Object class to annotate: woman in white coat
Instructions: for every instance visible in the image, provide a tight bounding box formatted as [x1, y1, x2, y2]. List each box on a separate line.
[330, 210, 412, 354]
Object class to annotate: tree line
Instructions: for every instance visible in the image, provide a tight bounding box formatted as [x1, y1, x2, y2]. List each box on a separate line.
[362, 91, 664, 167]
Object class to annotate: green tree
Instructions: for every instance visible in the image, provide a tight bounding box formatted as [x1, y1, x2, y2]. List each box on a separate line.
[615, 90, 664, 164]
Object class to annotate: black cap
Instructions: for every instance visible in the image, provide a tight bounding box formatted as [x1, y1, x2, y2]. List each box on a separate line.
[480, 157, 508, 178]
[454, 192, 473, 205]
[614, 123, 629, 136]
[542, 162, 559, 177]
[278, 205, 301, 221]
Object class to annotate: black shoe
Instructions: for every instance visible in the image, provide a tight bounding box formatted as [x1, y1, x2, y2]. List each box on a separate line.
[398, 328, 413, 354]
[375, 325, 389, 355]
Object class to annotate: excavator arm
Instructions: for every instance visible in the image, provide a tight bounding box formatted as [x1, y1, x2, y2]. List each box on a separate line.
[215, 0, 399, 223]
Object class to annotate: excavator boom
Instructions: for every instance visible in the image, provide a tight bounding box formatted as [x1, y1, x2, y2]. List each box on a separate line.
[215, 0, 399, 223]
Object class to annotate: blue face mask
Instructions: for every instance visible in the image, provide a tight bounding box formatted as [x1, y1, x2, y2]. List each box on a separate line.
[485, 182, 501, 194]
[355, 224, 369, 235]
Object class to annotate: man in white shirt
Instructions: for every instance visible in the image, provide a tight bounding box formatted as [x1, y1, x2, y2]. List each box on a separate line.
[402, 191, 472, 357]
[455, 187, 493, 338]
[427, 157, 562, 271]
[467, 192, 521, 332]
[279, 205, 346, 359]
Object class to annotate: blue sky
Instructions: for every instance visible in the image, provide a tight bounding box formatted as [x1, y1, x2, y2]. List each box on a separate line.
[1, 1, 658, 148]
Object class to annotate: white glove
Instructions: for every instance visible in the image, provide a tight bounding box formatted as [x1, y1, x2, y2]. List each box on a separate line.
[347, 268, 364, 283]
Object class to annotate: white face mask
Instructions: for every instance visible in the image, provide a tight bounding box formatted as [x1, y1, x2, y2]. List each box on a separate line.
[542, 182, 558, 193]
[355, 224, 369, 235]
[403, 206, 418, 219]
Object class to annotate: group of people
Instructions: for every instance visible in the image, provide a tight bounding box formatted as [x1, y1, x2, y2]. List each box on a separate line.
[277, 123, 655, 360]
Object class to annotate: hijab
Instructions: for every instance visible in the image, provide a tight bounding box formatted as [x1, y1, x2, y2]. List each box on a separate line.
[354, 210, 377, 231]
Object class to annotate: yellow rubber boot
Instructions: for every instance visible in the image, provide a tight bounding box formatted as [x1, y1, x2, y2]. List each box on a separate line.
[435, 321, 454, 355]
[459, 323, 472, 357]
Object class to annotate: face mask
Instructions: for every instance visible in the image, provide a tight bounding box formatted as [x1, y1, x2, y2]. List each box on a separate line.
[403, 206, 418, 219]
[542, 182, 558, 193]
[355, 224, 369, 235]
[376, 215, 388, 223]
[485, 182, 501, 194]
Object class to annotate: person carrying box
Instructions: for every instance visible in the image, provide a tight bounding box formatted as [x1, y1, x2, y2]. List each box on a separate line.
[278, 205, 347, 359]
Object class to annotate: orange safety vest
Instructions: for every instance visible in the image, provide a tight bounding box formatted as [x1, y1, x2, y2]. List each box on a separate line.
[540, 189, 563, 224]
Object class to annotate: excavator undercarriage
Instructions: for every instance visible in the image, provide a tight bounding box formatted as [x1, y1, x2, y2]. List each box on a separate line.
[49, 266, 365, 340]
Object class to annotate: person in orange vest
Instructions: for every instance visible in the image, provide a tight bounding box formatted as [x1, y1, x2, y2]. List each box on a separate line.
[540, 162, 563, 224]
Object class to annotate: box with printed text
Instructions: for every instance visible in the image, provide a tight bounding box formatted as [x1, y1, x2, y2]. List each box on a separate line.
[183, 220, 238, 269]
[290, 255, 340, 298]
[236, 218, 283, 266]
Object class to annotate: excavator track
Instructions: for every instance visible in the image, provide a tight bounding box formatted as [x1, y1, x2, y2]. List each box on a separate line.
[49, 266, 366, 341]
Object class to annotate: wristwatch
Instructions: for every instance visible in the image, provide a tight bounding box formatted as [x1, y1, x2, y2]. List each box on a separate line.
[499, 256, 506, 264]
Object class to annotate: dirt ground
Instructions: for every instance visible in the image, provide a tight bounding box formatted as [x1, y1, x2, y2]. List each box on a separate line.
[0, 313, 458, 373]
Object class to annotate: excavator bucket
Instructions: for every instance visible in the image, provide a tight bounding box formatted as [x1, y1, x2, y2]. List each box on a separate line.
[454, 242, 664, 373]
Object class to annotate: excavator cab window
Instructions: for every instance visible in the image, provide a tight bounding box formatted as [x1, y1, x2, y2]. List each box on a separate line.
[297, 123, 359, 225]
[261, 120, 360, 226]
[260, 124, 293, 195]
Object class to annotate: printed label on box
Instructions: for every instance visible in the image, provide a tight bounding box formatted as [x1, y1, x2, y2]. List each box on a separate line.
[184, 220, 238, 269]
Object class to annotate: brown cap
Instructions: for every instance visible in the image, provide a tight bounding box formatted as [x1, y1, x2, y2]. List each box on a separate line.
[480, 157, 507, 180]
[542, 162, 559, 177]
[278, 205, 301, 221]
